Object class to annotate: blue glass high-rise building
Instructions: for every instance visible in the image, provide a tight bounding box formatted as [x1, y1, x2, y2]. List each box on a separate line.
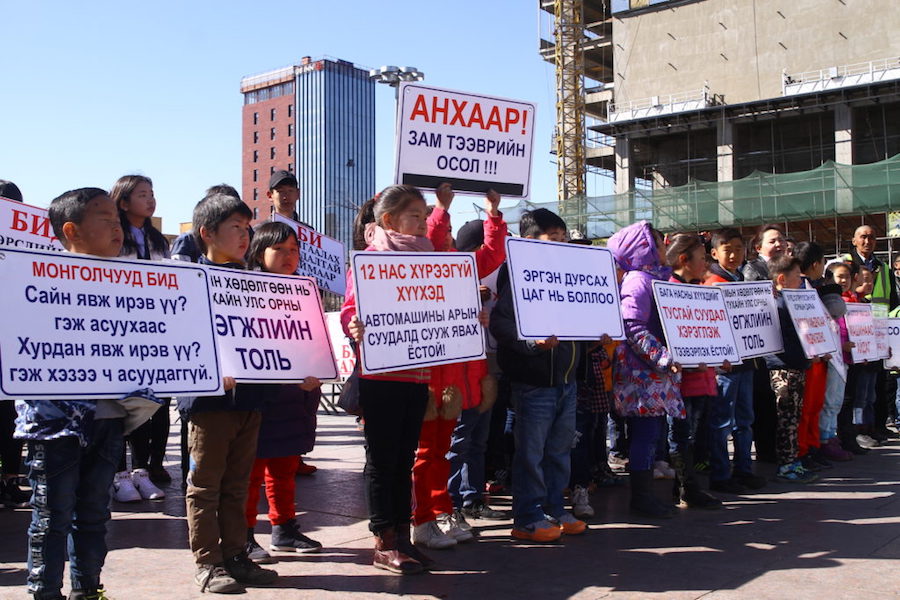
[240, 56, 375, 253]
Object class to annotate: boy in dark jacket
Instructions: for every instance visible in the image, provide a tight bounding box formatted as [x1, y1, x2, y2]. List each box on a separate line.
[490, 209, 585, 543]
[178, 194, 278, 594]
[766, 255, 823, 483]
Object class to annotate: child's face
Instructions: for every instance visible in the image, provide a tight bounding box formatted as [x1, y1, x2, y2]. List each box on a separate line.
[778, 265, 803, 290]
[680, 245, 708, 281]
[120, 181, 156, 220]
[831, 265, 852, 293]
[856, 269, 874, 295]
[711, 238, 744, 272]
[262, 236, 300, 275]
[535, 227, 566, 242]
[203, 213, 251, 264]
[384, 198, 428, 237]
[64, 194, 124, 258]
[268, 184, 299, 216]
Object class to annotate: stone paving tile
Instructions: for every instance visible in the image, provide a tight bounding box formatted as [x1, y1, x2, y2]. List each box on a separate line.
[1, 410, 898, 599]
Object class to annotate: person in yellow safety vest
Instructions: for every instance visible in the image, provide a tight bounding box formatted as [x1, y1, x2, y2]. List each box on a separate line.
[842, 225, 899, 310]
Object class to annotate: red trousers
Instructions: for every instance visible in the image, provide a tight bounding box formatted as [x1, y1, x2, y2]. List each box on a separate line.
[244, 456, 298, 528]
[799, 361, 827, 457]
[412, 418, 456, 525]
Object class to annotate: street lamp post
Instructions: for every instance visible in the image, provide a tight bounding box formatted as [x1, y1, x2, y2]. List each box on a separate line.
[368, 65, 425, 99]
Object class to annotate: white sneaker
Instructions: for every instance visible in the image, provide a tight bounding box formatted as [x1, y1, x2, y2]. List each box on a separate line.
[437, 512, 474, 542]
[571, 485, 594, 519]
[653, 460, 676, 480]
[132, 468, 165, 500]
[856, 434, 880, 449]
[113, 471, 141, 503]
[413, 520, 457, 549]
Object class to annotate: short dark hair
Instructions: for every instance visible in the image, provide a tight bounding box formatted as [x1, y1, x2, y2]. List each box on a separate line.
[192, 193, 252, 253]
[793, 241, 824, 272]
[753, 223, 784, 250]
[48, 187, 109, 245]
[519, 208, 567, 239]
[768, 254, 801, 278]
[204, 184, 240, 200]
[0, 180, 23, 202]
[247, 222, 298, 271]
[710, 227, 743, 249]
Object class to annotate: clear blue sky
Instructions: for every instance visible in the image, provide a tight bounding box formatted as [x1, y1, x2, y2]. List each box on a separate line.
[1, 1, 611, 232]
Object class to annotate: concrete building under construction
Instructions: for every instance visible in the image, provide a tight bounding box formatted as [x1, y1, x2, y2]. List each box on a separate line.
[539, 0, 900, 255]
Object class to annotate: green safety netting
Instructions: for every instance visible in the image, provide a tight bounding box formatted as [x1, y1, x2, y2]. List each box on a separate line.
[502, 153, 900, 237]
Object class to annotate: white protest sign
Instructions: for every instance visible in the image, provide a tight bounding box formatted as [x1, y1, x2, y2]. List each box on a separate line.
[845, 303, 880, 363]
[826, 318, 847, 381]
[872, 303, 890, 360]
[272, 213, 346, 295]
[206, 268, 337, 382]
[885, 318, 900, 369]
[0, 248, 222, 399]
[351, 251, 484, 374]
[395, 83, 536, 198]
[781, 289, 839, 358]
[505, 237, 623, 341]
[326, 312, 356, 381]
[651, 281, 741, 367]
[0, 197, 64, 252]
[716, 281, 783, 359]
[481, 268, 501, 353]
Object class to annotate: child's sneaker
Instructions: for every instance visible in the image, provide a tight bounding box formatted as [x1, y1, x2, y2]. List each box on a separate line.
[461, 501, 506, 520]
[775, 462, 818, 484]
[246, 529, 276, 563]
[856, 434, 880, 449]
[112, 471, 141, 503]
[652, 460, 675, 480]
[68, 587, 111, 599]
[413, 520, 457, 549]
[511, 519, 562, 543]
[131, 468, 165, 500]
[224, 552, 278, 586]
[270, 518, 322, 553]
[437, 512, 474, 542]
[195, 564, 244, 594]
[571, 485, 594, 519]
[553, 512, 587, 535]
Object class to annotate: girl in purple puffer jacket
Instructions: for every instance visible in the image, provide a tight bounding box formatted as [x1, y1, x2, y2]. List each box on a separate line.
[607, 221, 684, 518]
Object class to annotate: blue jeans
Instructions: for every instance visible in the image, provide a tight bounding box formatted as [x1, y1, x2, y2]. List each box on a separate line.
[853, 369, 877, 425]
[710, 370, 755, 482]
[511, 382, 576, 527]
[820, 362, 846, 441]
[25, 418, 124, 597]
[447, 407, 492, 508]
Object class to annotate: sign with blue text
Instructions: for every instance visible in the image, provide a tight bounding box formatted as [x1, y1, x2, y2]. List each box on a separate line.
[505, 237, 623, 341]
[0, 248, 222, 399]
[351, 251, 485, 374]
[0, 197, 64, 252]
[272, 213, 346, 295]
[395, 83, 536, 198]
[206, 267, 337, 382]
[715, 281, 783, 359]
[652, 281, 741, 368]
[885, 318, 900, 370]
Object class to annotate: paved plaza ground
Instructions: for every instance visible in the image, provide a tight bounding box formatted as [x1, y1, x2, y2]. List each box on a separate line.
[2, 408, 899, 599]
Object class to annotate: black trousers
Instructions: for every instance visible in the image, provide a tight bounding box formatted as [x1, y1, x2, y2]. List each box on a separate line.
[752, 367, 778, 462]
[0, 400, 23, 476]
[359, 378, 427, 534]
[118, 399, 171, 471]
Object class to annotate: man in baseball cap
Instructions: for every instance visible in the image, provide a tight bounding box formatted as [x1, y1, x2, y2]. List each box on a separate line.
[268, 169, 300, 221]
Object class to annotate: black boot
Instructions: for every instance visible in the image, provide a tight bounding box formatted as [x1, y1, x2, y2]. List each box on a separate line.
[678, 448, 722, 510]
[629, 470, 676, 518]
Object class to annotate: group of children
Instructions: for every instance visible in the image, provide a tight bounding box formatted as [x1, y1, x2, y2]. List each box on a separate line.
[6, 174, 898, 597]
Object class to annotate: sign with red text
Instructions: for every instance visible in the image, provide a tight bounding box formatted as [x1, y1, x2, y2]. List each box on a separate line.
[395, 83, 536, 198]
[652, 281, 741, 367]
[872, 303, 890, 360]
[845, 303, 880, 363]
[716, 281, 783, 359]
[326, 312, 356, 381]
[506, 237, 623, 341]
[351, 251, 484, 374]
[272, 213, 346, 295]
[885, 319, 900, 369]
[0, 197, 64, 252]
[781, 289, 839, 358]
[206, 268, 337, 382]
[0, 248, 222, 399]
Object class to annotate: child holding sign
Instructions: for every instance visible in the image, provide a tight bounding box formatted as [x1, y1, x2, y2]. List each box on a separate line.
[607, 221, 684, 519]
[766, 255, 821, 483]
[178, 194, 279, 594]
[241, 222, 324, 563]
[342, 185, 435, 575]
[16, 188, 126, 600]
